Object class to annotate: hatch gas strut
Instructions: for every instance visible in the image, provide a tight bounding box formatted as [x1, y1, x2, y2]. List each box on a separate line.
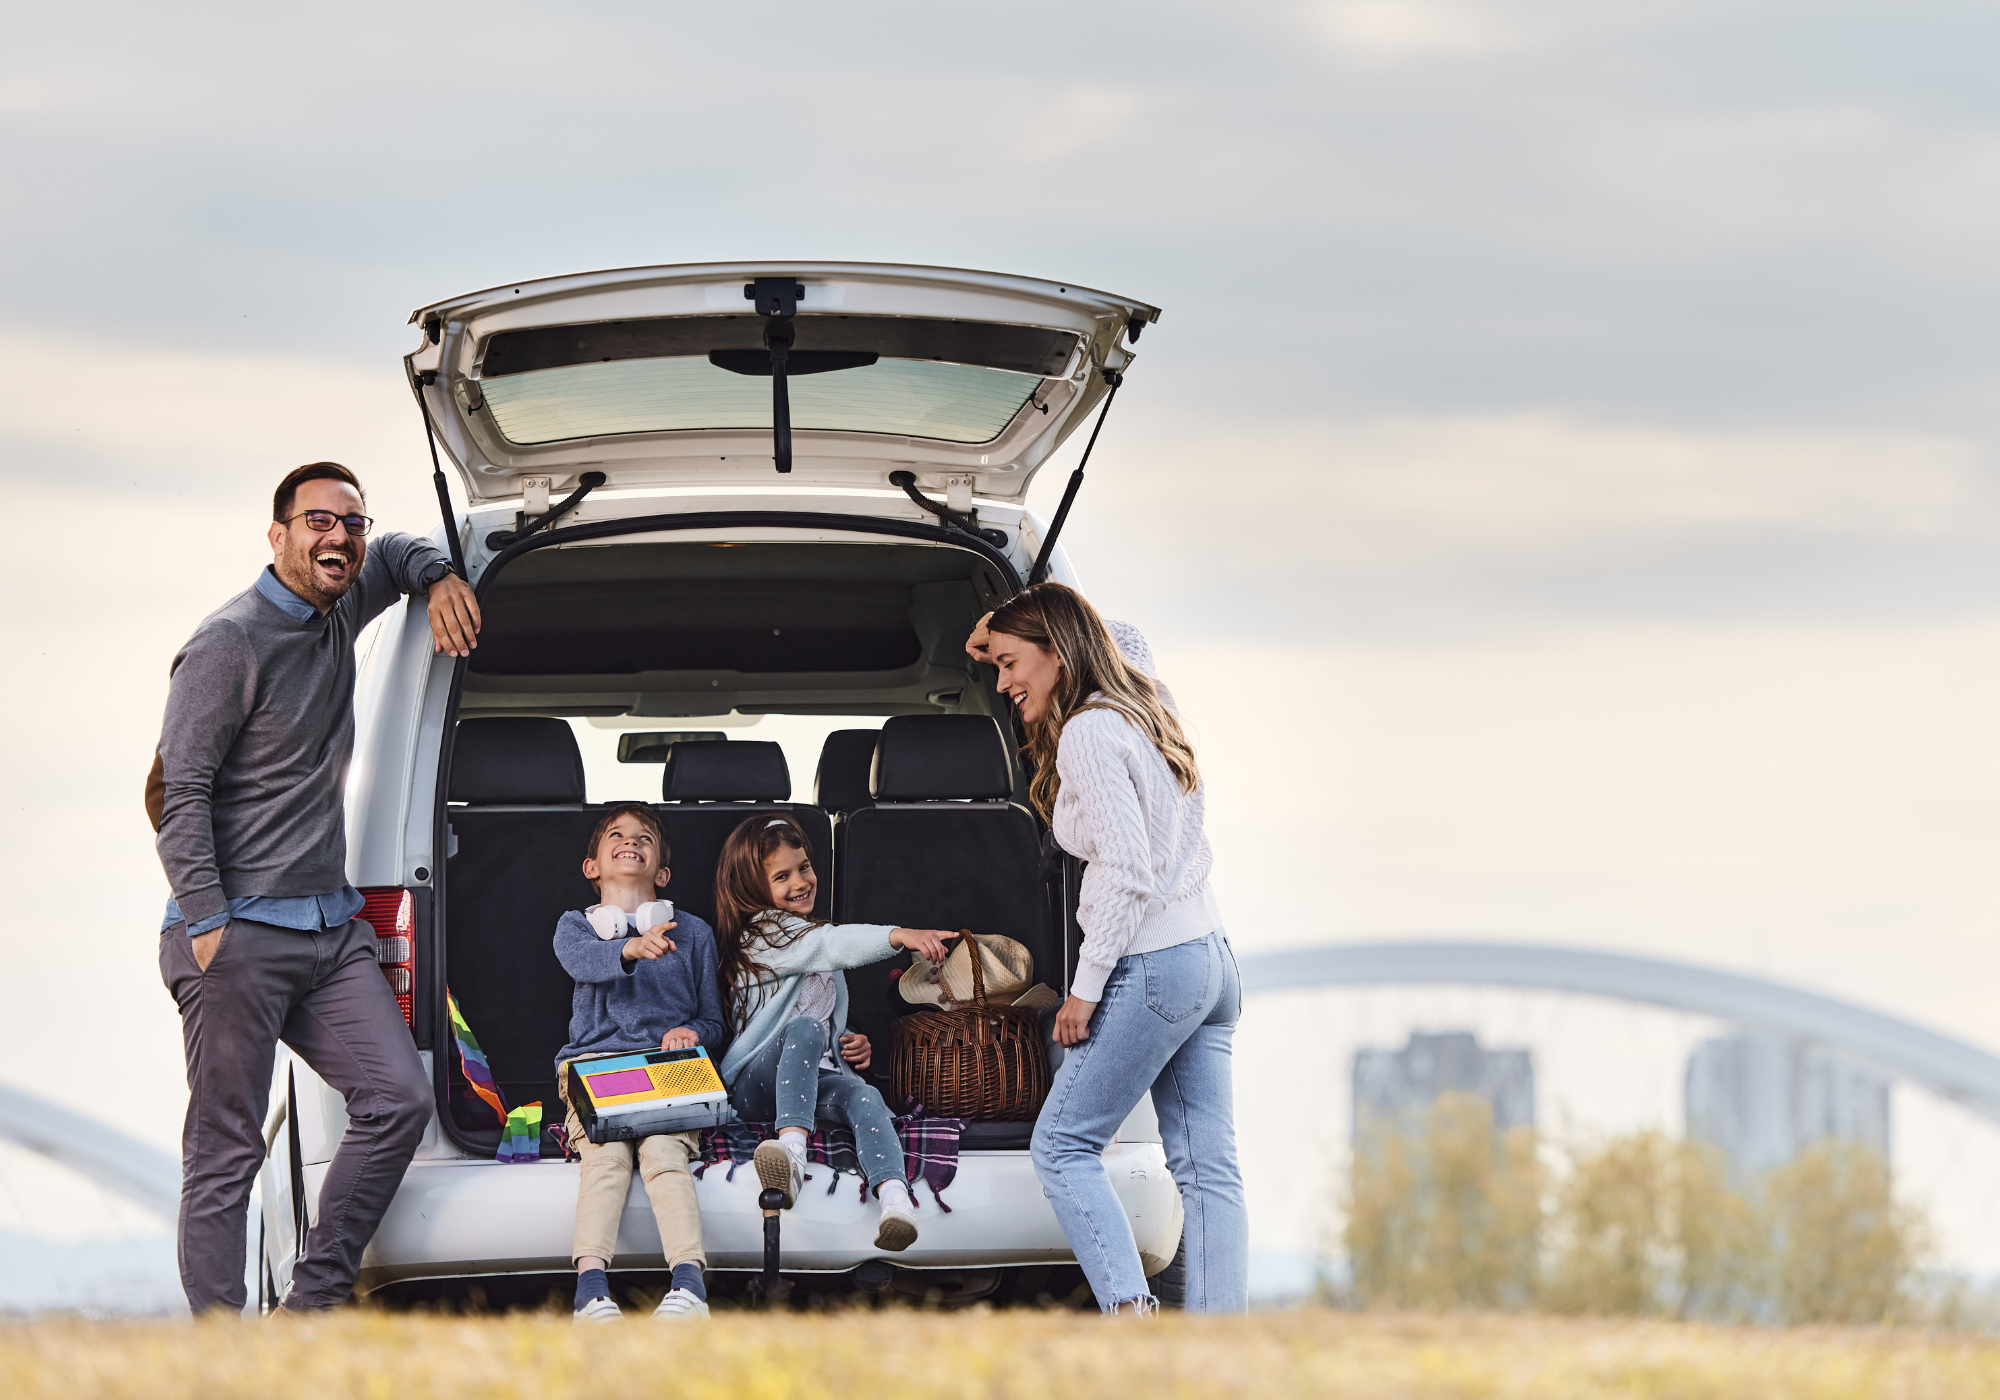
[1027, 367, 1123, 586]
[413, 370, 470, 579]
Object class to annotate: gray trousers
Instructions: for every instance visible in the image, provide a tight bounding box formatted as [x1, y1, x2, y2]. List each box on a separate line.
[158, 916, 431, 1313]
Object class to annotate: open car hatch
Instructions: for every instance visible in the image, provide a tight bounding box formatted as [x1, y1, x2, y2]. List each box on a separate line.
[406, 262, 1158, 506]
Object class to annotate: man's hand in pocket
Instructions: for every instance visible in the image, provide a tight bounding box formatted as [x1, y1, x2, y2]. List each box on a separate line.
[192, 926, 225, 972]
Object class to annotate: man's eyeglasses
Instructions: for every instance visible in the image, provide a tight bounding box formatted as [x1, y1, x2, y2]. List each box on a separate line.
[279, 510, 374, 536]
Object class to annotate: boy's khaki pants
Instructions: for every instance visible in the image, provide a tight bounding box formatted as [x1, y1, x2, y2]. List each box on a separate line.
[560, 1071, 705, 1269]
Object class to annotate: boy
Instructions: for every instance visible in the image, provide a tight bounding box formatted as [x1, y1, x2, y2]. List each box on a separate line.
[553, 803, 726, 1323]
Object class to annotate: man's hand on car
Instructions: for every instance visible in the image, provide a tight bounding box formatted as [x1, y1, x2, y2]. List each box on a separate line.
[622, 924, 677, 962]
[192, 926, 224, 972]
[426, 572, 482, 658]
[661, 1026, 697, 1051]
[839, 1032, 872, 1070]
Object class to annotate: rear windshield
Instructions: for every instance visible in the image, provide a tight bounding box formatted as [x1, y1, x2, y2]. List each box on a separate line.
[481, 356, 1039, 447]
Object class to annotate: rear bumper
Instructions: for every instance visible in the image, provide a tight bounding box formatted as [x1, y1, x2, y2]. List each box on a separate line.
[346, 1144, 1180, 1291]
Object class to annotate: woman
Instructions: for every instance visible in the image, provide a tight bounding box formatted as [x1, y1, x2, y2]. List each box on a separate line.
[969, 583, 1245, 1315]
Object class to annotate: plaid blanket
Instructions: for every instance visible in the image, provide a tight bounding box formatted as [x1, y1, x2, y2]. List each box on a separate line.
[692, 1101, 965, 1210]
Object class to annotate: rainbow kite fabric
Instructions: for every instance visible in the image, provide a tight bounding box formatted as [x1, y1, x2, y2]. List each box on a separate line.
[500, 1103, 543, 1165]
[447, 990, 506, 1125]
[448, 989, 542, 1161]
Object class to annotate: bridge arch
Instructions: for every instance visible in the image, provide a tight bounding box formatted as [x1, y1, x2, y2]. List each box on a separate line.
[0, 1082, 181, 1217]
[1238, 941, 2000, 1128]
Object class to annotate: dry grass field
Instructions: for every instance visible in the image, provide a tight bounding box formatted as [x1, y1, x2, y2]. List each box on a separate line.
[5, 1310, 2000, 1400]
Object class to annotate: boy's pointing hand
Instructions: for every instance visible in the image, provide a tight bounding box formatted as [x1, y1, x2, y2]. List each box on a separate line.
[622, 925, 677, 962]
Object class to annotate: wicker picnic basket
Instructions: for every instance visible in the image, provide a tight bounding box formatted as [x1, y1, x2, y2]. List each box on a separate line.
[888, 931, 1050, 1121]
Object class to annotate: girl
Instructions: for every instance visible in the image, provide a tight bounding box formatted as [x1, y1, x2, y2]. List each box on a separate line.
[711, 815, 958, 1252]
[969, 583, 1245, 1316]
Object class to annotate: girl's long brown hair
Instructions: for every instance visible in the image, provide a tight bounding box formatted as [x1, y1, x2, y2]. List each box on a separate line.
[984, 582, 1200, 822]
[711, 814, 823, 1026]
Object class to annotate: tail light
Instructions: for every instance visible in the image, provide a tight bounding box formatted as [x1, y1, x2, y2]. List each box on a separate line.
[359, 886, 416, 1028]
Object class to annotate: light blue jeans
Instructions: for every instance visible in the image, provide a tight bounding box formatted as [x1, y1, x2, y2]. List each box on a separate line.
[1031, 929, 1246, 1313]
[730, 1016, 908, 1189]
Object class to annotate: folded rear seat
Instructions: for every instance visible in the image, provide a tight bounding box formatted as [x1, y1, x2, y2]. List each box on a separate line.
[443, 717, 599, 1136]
[653, 741, 833, 928]
[833, 715, 1052, 1142]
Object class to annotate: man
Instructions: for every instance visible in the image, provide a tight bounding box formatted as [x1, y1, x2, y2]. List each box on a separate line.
[152, 461, 481, 1314]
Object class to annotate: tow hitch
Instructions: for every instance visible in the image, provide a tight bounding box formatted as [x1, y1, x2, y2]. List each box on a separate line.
[753, 1186, 792, 1307]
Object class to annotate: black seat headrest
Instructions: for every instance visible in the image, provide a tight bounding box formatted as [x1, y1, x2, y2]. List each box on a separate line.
[815, 729, 881, 813]
[662, 740, 791, 802]
[450, 717, 585, 804]
[871, 715, 1011, 801]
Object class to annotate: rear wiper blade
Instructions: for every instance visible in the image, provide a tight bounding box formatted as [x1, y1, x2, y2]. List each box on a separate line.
[745, 277, 804, 474]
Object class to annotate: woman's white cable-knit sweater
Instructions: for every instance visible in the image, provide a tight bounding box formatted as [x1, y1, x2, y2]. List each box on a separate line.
[1054, 623, 1221, 1001]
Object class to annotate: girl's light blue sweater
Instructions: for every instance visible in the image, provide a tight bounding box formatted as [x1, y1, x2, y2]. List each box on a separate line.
[716, 912, 897, 1086]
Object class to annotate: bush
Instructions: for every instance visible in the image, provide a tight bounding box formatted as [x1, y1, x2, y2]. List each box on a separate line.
[1346, 1111, 1926, 1323]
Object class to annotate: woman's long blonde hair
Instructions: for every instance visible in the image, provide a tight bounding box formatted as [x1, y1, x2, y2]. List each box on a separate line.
[983, 582, 1199, 822]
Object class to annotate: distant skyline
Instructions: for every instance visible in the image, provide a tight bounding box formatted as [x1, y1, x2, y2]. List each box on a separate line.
[4, 0, 1998, 1278]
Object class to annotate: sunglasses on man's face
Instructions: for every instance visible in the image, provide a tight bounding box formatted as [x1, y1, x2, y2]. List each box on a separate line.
[280, 510, 374, 537]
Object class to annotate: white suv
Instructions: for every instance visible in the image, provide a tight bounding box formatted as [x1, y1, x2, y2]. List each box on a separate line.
[256, 262, 1185, 1309]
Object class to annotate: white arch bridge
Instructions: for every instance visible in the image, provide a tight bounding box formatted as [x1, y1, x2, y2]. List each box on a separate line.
[11, 940, 2000, 1213]
[1237, 941, 2000, 1128]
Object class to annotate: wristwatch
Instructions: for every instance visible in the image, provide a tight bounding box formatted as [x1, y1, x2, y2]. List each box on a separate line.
[418, 559, 455, 591]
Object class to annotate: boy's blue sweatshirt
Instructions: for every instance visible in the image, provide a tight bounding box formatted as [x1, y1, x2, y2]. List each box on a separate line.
[552, 909, 727, 1071]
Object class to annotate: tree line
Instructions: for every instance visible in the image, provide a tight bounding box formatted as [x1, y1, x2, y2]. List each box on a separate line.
[1339, 1092, 1932, 1324]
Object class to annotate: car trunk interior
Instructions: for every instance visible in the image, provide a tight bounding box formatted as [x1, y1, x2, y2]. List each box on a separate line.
[437, 538, 1072, 1155]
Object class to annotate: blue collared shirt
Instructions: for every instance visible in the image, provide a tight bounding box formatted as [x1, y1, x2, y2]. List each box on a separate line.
[160, 567, 365, 936]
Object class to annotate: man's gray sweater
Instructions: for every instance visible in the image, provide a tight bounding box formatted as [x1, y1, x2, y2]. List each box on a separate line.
[155, 534, 448, 928]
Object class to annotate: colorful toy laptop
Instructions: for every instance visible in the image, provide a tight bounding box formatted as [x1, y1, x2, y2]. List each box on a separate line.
[565, 1045, 736, 1144]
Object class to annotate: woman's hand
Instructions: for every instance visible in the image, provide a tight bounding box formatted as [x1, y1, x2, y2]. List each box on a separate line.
[890, 927, 960, 963]
[661, 1026, 697, 1051]
[1053, 994, 1097, 1047]
[622, 924, 677, 962]
[838, 1032, 872, 1070]
[965, 611, 994, 664]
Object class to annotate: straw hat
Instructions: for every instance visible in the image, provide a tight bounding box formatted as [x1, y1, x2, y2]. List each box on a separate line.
[898, 932, 1034, 1006]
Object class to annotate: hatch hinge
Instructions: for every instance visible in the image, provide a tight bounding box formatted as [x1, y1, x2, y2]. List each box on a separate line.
[888, 471, 1008, 549]
[746, 277, 804, 474]
[485, 471, 608, 549]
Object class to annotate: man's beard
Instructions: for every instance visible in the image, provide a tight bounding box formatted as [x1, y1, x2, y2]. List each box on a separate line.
[276, 536, 364, 610]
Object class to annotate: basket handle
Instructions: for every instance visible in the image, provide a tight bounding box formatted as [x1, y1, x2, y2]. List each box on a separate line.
[960, 929, 984, 1002]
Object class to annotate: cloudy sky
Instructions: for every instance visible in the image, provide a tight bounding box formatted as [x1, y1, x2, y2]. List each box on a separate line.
[5, 0, 2000, 1277]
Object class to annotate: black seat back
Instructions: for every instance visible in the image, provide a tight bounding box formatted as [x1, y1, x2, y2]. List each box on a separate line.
[654, 740, 833, 929]
[443, 718, 597, 1133]
[833, 715, 1050, 1095]
[814, 728, 881, 816]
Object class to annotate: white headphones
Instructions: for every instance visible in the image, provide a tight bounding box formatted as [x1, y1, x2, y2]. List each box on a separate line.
[585, 900, 675, 941]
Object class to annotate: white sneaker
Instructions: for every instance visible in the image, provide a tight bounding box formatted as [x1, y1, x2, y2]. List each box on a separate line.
[754, 1138, 804, 1209]
[573, 1295, 622, 1324]
[874, 1195, 920, 1252]
[652, 1287, 710, 1320]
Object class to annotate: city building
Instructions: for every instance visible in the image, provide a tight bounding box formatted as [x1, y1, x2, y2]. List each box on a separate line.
[1351, 1030, 1535, 1142]
[1683, 1033, 1891, 1180]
